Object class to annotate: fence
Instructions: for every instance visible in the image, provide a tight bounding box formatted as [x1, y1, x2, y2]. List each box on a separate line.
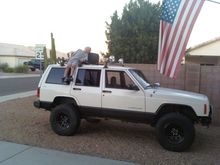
[126, 63, 220, 125]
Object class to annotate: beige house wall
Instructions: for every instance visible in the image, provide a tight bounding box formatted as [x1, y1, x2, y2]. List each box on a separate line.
[16, 56, 32, 66]
[0, 56, 16, 67]
[0, 56, 32, 67]
[0, 43, 67, 68]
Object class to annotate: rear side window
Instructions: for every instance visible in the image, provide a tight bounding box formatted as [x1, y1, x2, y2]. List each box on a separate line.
[46, 68, 65, 84]
[75, 69, 101, 87]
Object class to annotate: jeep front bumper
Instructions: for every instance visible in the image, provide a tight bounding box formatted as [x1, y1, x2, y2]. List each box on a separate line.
[199, 105, 212, 127]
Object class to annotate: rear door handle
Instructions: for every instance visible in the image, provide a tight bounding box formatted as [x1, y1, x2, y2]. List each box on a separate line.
[102, 90, 112, 93]
[73, 88, 81, 91]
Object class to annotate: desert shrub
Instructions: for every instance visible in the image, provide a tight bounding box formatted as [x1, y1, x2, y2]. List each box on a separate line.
[14, 65, 29, 73]
[0, 63, 28, 73]
[0, 63, 9, 72]
[3, 67, 14, 73]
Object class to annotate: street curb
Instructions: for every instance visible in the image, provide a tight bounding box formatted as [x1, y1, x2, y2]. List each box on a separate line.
[0, 141, 136, 165]
[0, 75, 40, 79]
[0, 91, 36, 103]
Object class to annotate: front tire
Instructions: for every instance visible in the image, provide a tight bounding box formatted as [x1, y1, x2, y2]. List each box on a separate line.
[50, 104, 80, 136]
[156, 113, 195, 152]
[30, 68, 36, 71]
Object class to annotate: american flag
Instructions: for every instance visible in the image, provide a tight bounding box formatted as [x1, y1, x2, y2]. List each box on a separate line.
[157, 0, 205, 79]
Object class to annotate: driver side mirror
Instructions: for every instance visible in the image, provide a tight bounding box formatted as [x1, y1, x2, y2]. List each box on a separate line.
[153, 82, 160, 88]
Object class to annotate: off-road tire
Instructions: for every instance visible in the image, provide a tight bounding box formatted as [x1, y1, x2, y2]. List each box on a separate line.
[50, 104, 80, 136]
[156, 113, 195, 152]
[30, 68, 36, 71]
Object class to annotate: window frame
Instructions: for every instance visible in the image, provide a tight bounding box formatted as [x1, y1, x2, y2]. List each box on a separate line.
[45, 67, 65, 85]
[105, 70, 136, 90]
[74, 68, 101, 87]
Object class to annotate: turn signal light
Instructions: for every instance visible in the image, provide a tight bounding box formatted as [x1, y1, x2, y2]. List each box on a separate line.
[204, 104, 207, 114]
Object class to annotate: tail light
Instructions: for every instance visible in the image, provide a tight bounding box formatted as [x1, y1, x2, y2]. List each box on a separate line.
[37, 87, 40, 97]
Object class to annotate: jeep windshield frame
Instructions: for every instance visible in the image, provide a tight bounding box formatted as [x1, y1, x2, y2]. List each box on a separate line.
[129, 69, 150, 89]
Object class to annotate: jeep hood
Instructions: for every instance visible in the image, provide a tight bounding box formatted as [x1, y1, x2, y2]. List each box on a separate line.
[147, 87, 208, 102]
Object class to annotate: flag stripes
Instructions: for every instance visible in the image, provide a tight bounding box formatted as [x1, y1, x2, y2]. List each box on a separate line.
[157, 0, 205, 79]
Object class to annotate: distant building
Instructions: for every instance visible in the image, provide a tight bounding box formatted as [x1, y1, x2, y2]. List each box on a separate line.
[0, 43, 35, 67]
[186, 37, 220, 65]
[0, 43, 66, 68]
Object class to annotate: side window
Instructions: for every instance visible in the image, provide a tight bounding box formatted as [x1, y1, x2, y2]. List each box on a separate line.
[105, 70, 136, 90]
[46, 68, 65, 84]
[75, 69, 101, 87]
[105, 71, 120, 88]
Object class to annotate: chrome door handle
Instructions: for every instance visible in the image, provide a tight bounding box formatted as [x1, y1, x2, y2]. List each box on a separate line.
[102, 90, 112, 93]
[73, 88, 81, 90]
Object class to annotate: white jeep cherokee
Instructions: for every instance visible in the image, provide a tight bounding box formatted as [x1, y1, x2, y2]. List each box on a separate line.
[34, 64, 212, 152]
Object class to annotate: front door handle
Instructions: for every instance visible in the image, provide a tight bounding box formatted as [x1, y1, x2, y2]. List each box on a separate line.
[73, 88, 81, 91]
[102, 90, 112, 93]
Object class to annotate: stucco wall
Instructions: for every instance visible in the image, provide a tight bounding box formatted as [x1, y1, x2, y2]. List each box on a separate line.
[186, 56, 220, 65]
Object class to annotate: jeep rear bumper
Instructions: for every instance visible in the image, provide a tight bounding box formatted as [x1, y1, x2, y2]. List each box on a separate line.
[33, 100, 52, 110]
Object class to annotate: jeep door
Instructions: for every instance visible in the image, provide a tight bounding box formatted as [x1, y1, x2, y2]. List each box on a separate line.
[71, 68, 102, 108]
[102, 70, 145, 112]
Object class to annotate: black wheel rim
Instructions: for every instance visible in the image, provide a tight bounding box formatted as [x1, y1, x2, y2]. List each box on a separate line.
[56, 113, 70, 129]
[164, 123, 184, 144]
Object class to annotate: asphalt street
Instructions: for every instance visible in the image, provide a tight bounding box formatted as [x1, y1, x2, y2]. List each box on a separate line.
[0, 77, 40, 96]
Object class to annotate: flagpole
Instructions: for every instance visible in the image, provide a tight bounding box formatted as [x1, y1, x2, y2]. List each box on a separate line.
[159, 0, 220, 5]
[206, 0, 220, 5]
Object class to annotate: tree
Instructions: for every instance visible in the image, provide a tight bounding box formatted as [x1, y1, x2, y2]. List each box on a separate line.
[50, 33, 57, 64]
[43, 46, 48, 70]
[105, 0, 161, 64]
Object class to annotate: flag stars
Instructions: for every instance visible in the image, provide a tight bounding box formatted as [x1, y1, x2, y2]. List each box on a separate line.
[160, 0, 181, 23]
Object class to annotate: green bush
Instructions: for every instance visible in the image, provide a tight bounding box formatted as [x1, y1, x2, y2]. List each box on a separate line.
[0, 63, 28, 73]
[14, 65, 29, 73]
[0, 63, 14, 72]
[3, 67, 14, 73]
[0, 63, 9, 72]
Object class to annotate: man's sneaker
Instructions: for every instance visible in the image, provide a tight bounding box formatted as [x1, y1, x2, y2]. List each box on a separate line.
[62, 77, 69, 85]
[68, 76, 73, 81]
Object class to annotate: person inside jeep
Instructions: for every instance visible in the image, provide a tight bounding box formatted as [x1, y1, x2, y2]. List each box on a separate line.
[63, 47, 91, 83]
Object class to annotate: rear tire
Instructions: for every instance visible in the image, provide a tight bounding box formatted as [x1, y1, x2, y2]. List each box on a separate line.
[156, 113, 195, 152]
[50, 104, 80, 136]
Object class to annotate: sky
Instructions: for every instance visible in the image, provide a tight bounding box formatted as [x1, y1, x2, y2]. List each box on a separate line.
[0, 0, 220, 54]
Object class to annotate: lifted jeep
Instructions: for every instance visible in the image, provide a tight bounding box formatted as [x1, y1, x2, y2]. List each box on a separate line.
[34, 64, 212, 152]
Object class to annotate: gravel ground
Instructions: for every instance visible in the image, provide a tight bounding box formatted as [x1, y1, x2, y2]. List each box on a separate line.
[0, 96, 220, 165]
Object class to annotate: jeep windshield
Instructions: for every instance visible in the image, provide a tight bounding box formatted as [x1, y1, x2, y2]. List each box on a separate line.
[129, 69, 150, 89]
